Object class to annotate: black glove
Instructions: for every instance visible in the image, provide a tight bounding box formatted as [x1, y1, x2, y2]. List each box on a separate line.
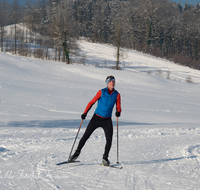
[81, 113, 87, 120]
[115, 111, 120, 117]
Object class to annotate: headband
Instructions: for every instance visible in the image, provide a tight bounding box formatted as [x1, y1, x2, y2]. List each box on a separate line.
[106, 77, 115, 85]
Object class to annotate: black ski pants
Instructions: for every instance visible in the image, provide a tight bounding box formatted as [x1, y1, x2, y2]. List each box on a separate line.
[77, 114, 113, 157]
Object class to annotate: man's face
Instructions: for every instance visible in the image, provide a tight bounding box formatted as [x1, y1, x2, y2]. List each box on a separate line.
[107, 80, 115, 90]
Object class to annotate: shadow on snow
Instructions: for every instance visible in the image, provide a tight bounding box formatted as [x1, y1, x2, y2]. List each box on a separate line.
[123, 155, 198, 165]
[0, 119, 157, 128]
[1, 119, 175, 128]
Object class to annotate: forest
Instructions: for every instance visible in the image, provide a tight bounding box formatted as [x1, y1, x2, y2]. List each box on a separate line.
[1, 0, 200, 69]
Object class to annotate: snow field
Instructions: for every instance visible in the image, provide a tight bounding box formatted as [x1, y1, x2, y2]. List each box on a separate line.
[1, 40, 200, 189]
[1, 127, 200, 189]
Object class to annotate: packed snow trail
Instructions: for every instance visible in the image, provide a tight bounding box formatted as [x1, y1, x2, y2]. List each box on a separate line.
[1, 127, 200, 189]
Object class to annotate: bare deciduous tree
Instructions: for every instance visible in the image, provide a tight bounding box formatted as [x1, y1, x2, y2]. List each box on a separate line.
[11, 0, 21, 54]
[0, 0, 7, 52]
[46, 0, 78, 64]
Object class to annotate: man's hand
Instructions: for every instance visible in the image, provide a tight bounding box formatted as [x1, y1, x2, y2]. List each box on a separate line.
[81, 113, 87, 120]
[115, 111, 120, 117]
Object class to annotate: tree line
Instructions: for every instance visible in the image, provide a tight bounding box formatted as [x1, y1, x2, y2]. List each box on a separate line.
[1, 0, 200, 69]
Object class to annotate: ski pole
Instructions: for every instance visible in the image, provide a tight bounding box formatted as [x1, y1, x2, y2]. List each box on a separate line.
[117, 117, 119, 164]
[68, 120, 83, 161]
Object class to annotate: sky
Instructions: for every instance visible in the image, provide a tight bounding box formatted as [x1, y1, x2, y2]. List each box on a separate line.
[172, 0, 199, 6]
[5, 0, 200, 6]
[6, 0, 30, 5]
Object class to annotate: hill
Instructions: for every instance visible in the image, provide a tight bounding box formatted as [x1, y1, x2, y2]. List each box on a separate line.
[0, 41, 200, 189]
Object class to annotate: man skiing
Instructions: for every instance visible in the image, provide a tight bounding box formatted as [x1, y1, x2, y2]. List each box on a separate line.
[69, 75, 121, 166]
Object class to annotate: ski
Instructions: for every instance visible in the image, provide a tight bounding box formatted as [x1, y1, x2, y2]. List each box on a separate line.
[100, 164, 123, 169]
[56, 160, 80, 166]
[56, 161, 122, 169]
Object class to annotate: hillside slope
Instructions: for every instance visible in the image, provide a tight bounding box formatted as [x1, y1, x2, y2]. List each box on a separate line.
[0, 41, 200, 189]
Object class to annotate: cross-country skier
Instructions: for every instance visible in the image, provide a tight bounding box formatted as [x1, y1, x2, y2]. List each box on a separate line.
[69, 75, 122, 166]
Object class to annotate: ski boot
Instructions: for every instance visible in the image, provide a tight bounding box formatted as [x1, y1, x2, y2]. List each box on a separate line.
[102, 154, 110, 166]
[69, 150, 80, 162]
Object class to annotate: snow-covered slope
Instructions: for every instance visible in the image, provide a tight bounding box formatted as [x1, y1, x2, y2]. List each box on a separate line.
[0, 41, 200, 189]
[78, 40, 200, 83]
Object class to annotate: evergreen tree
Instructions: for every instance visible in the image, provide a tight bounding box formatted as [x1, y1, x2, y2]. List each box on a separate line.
[195, 3, 200, 11]
[177, 2, 182, 13]
[183, 2, 190, 11]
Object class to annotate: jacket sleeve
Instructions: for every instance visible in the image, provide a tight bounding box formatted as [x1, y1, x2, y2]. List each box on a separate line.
[83, 90, 101, 114]
[116, 93, 122, 113]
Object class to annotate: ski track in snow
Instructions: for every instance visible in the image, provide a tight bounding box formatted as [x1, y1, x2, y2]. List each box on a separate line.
[1, 40, 200, 189]
[0, 127, 200, 189]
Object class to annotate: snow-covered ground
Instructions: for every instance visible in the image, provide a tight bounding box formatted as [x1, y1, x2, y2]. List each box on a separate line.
[0, 41, 200, 189]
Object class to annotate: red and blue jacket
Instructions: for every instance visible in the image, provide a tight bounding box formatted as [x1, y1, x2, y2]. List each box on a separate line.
[83, 87, 121, 118]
